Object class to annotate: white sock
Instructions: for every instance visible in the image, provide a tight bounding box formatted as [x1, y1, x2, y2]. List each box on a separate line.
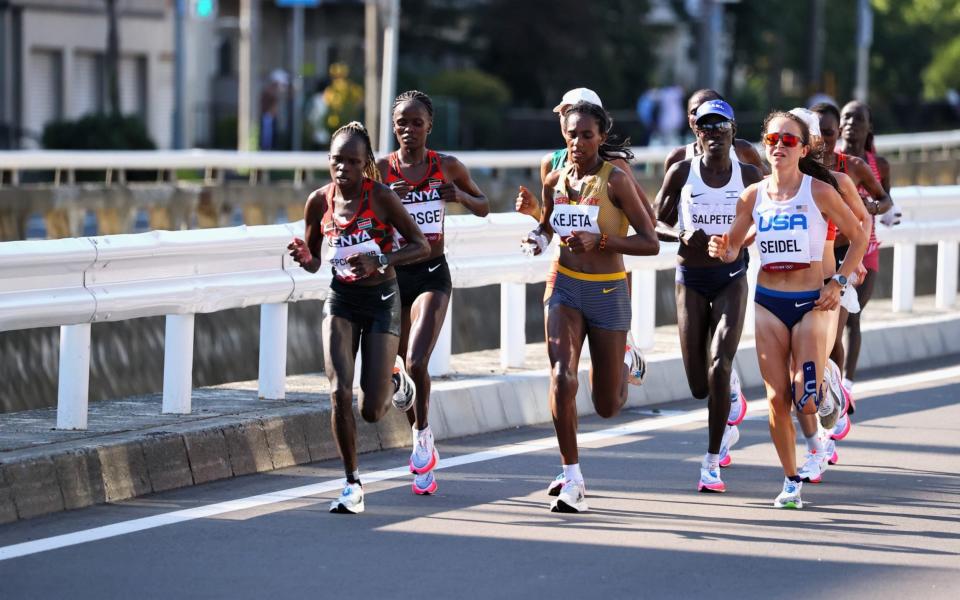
[348, 470, 361, 485]
[623, 349, 632, 369]
[730, 369, 741, 396]
[414, 425, 433, 448]
[805, 432, 819, 453]
[703, 453, 720, 470]
[562, 463, 583, 483]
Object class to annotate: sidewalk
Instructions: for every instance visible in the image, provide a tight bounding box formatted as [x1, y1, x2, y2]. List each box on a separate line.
[2, 296, 959, 524]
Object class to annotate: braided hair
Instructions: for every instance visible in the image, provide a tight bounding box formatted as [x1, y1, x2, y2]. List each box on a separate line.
[392, 90, 434, 118]
[561, 101, 635, 162]
[330, 121, 381, 182]
[762, 111, 840, 193]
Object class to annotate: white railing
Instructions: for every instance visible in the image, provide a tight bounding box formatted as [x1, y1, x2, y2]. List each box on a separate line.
[1, 185, 958, 429]
[0, 129, 957, 179]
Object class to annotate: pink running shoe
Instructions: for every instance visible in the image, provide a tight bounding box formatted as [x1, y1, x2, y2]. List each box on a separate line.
[727, 369, 747, 426]
[831, 413, 852, 441]
[412, 471, 437, 495]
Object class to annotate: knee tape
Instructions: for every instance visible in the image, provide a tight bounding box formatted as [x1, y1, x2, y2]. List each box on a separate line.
[795, 361, 821, 411]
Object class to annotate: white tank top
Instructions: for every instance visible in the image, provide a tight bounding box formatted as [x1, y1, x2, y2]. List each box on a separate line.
[684, 142, 739, 162]
[679, 158, 744, 236]
[752, 175, 828, 272]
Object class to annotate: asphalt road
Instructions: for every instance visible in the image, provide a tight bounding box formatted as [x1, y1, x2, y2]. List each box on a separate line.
[1, 360, 959, 599]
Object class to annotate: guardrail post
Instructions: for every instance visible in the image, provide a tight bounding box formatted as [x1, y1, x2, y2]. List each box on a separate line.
[500, 283, 526, 369]
[936, 240, 958, 309]
[162, 314, 195, 414]
[57, 324, 91, 430]
[258, 303, 288, 399]
[630, 269, 656, 351]
[428, 295, 452, 376]
[892, 242, 916, 313]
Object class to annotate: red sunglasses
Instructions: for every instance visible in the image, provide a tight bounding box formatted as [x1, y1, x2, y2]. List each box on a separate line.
[763, 132, 803, 148]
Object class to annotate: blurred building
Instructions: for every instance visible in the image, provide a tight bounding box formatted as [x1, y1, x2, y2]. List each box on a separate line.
[0, 0, 365, 150]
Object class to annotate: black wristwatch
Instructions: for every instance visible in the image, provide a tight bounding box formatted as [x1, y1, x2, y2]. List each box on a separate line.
[377, 253, 390, 272]
[831, 273, 847, 286]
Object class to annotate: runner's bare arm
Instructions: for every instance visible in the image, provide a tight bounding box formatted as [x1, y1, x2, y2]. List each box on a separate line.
[441, 155, 489, 217]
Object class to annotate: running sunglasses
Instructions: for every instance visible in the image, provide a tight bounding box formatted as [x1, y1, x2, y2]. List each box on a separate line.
[696, 121, 733, 134]
[763, 132, 803, 147]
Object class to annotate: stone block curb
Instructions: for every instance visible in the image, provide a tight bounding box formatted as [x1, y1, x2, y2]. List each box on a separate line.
[1, 312, 958, 525]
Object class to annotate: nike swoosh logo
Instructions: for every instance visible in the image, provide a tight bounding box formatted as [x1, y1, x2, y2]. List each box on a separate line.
[427, 263, 441, 273]
[795, 301, 812, 308]
[602, 287, 618, 294]
[691, 192, 707, 198]
[381, 292, 396, 301]
[728, 268, 744, 278]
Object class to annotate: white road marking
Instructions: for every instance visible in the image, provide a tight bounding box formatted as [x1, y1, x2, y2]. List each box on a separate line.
[1, 363, 959, 562]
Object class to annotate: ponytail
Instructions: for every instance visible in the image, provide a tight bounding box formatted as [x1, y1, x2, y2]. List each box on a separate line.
[330, 121, 381, 182]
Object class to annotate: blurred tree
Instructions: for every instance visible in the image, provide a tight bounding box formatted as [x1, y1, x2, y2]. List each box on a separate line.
[430, 68, 511, 148]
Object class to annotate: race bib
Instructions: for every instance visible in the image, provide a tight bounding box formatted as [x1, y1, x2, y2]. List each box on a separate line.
[550, 203, 600, 239]
[404, 199, 444, 239]
[325, 238, 382, 281]
[681, 193, 738, 236]
[756, 208, 812, 270]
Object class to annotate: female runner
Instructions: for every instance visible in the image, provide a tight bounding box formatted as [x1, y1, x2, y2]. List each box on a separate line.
[522, 101, 658, 513]
[377, 90, 489, 496]
[708, 111, 866, 509]
[654, 99, 763, 492]
[288, 122, 429, 514]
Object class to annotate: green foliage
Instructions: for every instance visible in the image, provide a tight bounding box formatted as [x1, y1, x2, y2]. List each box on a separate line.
[429, 68, 511, 147]
[41, 113, 155, 150]
[923, 36, 960, 98]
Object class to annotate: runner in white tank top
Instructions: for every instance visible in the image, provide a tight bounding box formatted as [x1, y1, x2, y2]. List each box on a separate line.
[655, 99, 763, 493]
[708, 111, 867, 510]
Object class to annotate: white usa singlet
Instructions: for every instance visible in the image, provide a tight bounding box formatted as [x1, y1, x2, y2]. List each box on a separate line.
[679, 157, 744, 236]
[752, 175, 828, 272]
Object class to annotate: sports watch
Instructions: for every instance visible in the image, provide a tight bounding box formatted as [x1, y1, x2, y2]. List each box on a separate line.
[831, 273, 847, 286]
[377, 253, 390, 273]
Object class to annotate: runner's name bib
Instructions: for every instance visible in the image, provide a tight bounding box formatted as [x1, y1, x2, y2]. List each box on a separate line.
[550, 203, 600, 239]
[325, 237, 382, 281]
[680, 193, 739, 235]
[755, 207, 811, 270]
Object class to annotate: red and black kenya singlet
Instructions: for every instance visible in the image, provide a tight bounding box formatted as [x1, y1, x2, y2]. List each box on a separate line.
[385, 150, 446, 247]
[321, 178, 394, 283]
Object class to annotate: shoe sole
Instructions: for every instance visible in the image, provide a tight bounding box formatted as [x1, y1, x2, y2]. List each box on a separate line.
[727, 393, 747, 426]
[698, 482, 726, 493]
[550, 499, 587, 513]
[800, 475, 822, 484]
[774, 500, 802, 509]
[409, 449, 439, 475]
[831, 417, 852, 441]
[828, 451, 839, 465]
[719, 455, 732, 468]
[412, 481, 437, 495]
[330, 501, 365, 515]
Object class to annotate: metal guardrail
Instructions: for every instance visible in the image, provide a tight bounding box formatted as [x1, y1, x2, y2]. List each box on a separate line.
[0, 129, 958, 177]
[0, 185, 958, 430]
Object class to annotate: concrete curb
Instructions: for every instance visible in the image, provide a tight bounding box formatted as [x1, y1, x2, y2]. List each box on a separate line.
[2, 313, 959, 524]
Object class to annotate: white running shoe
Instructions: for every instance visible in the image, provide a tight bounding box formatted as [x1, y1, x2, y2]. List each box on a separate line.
[824, 437, 839, 465]
[727, 368, 747, 426]
[718, 424, 740, 468]
[819, 360, 842, 430]
[798, 450, 827, 484]
[329, 482, 365, 514]
[831, 413, 852, 441]
[547, 473, 565, 497]
[625, 331, 647, 386]
[774, 478, 803, 509]
[550, 479, 588, 513]
[409, 430, 439, 475]
[698, 466, 725, 493]
[391, 356, 416, 412]
[412, 471, 438, 495]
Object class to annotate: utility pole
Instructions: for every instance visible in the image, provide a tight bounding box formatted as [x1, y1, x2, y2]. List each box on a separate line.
[854, 0, 872, 102]
[291, 5, 304, 150]
[377, 0, 399, 155]
[173, 0, 185, 148]
[237, 0, 259, 152]
[696, 0, 724, 90]
[364, 0, 379, 151]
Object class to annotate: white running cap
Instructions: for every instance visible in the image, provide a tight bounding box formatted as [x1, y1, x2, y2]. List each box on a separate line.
[789, 107, 821, 138]
[553, 88, 603, 113]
